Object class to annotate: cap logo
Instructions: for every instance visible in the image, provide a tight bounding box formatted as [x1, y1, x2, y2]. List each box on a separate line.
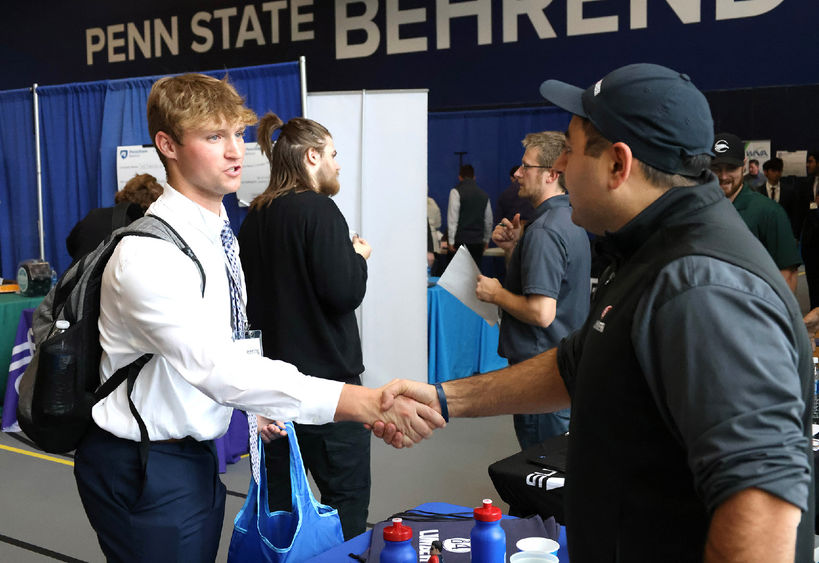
[593, 80, 602, 96]
[714, 140, 730, 153]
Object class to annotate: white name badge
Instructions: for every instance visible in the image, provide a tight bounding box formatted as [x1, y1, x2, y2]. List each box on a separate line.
[233, 329, 263, 356]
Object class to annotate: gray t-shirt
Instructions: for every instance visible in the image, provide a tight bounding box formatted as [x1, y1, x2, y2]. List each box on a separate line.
[499, 194, 590, 363]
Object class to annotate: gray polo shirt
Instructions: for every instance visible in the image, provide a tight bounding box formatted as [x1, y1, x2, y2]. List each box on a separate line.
[499, 194, 590, 363]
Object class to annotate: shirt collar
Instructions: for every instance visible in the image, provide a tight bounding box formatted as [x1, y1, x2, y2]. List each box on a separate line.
[148, 183, 228, 242]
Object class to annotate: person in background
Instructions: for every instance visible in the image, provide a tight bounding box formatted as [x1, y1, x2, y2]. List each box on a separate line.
[65, 173, 163, 262]
[710, 133, 801, 292]
[238, 112, 373, 540]
[800, 150, 819, 308]
[744, 158, 766, 193]
[476, 131, 590, 450]
[73, 73, 443, 562]
[374, 63, 814, 562]
[447, 164, 493, 266]
[496, 164, 535, 225]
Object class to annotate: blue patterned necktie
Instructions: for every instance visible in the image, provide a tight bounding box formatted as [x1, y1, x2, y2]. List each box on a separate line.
[220, 220, 247, 332]
[220, 220, 260, 483]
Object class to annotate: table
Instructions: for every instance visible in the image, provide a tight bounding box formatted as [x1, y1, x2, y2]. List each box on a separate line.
[305, 501, 569, 562]
[428, 279, 508, 383]
[0, 294, 43, 415]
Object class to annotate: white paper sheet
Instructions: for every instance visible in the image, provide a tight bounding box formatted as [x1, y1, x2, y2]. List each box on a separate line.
[437, 246, 499, 326]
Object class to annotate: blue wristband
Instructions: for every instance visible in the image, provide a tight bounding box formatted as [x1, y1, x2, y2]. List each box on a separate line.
[434, 383, 449, 423]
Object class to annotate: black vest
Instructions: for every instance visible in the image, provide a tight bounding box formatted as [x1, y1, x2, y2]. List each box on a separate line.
[454, 179, 488, 244]
[564, 183, 814, 562]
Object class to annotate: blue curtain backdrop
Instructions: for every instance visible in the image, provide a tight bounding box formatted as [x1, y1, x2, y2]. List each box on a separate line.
[15, 61, 301, 275]
[0, 89, 38, 278]
[428, 106, 572, 234]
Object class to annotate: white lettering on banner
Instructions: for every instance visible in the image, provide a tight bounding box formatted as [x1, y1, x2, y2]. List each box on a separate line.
[236, 4, 266, 48]
[716, 0, 783, 21]
[262, 1, 288, 43]
[567, 0, 617, 37]
[155, 17, 179, 57]
[630, 0, 701, 29]
[86, 28, 105, 65]
[82, 0, 786, 65]
[214, 8, 238, 49]
[191, 12, 215, 52]
[336, 0, 381, 59]
[386, 0, 428, 55]
[436, 0, 492, 50]
[503, 0, 556, 43]
[291, 0, 315, 41]
[107, 24, 126, 63]
[128, 21, 152, 60]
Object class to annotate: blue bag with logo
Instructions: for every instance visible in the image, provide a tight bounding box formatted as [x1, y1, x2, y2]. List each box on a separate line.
[228, 422, 344, 562]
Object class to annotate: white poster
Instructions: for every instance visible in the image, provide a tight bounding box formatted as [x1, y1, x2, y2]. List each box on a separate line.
[116, 145, 165, 190]
[777, 150, 808, 177]
[744, 140, 770, 174]
[116, 142, 268, 205]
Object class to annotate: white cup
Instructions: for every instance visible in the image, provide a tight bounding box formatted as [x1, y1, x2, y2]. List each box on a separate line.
[509, 552, 558, 563]
[516, 537, 560, 554]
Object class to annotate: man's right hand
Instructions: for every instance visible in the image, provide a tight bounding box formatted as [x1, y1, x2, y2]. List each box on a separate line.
[492, 213, 522, 252]
[370, 379, 440, 446]
[352, 235, 372, 260]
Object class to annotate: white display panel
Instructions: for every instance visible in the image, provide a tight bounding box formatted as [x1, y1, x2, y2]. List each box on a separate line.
[307, 90, 428, 388]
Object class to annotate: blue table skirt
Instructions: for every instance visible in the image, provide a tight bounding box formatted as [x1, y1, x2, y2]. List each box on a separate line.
[428, 280, 508, 384]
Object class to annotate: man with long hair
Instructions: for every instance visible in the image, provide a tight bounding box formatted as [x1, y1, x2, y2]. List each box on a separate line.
[238, 112, 373, 539]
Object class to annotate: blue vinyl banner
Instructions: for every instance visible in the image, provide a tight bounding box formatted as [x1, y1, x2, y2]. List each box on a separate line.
[1, 1, 815, 109]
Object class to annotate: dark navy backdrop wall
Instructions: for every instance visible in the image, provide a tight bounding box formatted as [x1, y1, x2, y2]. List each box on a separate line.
[1, 1, 815, 110]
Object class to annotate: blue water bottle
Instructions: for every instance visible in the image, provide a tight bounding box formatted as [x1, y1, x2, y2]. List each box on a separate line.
[381, 518, 416, 563]
[471, 499, 506, 562]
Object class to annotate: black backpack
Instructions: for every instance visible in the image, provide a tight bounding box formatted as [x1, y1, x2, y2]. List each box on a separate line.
[17, 214, 205, 454]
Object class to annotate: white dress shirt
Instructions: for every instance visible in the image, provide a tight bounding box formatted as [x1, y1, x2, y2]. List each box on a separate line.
[92, 184, 343, 441]
[766, 182, 780, 203]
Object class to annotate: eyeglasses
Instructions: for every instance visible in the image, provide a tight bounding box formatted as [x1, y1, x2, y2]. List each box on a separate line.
[518, 163, 552, 171]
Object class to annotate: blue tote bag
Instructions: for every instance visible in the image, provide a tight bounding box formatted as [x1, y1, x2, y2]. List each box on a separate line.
[228, 422, 344, 562]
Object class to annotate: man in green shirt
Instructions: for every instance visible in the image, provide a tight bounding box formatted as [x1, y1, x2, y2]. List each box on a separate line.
[711, 132, 801, 292]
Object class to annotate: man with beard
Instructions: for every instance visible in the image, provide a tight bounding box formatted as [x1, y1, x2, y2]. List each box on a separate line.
[710, 132, 801, 292]
[373, 64, 814, 562]
[238, 113, 373, 540]
[475, 131, 590, 450]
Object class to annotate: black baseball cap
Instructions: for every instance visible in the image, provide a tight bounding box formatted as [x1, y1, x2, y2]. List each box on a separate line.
[539, 63, 714, 175]
[711, 132, 745, 167]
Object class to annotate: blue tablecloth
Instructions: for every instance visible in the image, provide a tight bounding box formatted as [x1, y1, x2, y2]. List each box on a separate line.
[305, 501, 569, 562]
[428, 279, 508, 383]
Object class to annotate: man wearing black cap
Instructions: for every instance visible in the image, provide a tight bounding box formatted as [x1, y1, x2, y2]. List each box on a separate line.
[375, 63, 814, 562]
[710, 132, 801, 291]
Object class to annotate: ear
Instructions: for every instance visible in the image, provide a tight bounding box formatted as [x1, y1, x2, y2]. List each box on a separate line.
[306, 146, 321, 166]
[155, 131, 177, 162]
[608, 142, 633, 190]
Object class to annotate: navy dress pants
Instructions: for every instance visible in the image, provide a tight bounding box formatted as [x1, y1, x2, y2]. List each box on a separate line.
[74, 425, 226, 562]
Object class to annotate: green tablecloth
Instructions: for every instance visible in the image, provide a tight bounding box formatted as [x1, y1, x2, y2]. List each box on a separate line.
[0, 293, 44, 413]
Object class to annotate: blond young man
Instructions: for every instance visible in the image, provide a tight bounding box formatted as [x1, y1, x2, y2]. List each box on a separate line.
[73, 74, 442, 561]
